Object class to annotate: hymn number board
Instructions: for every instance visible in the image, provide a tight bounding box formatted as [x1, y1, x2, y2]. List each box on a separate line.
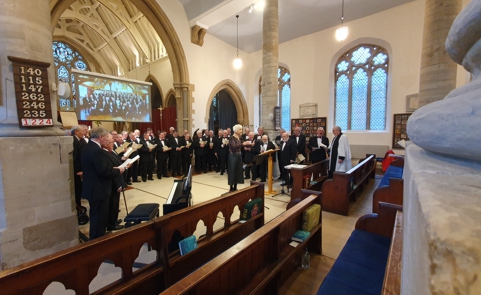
[8, 56, 53, 127]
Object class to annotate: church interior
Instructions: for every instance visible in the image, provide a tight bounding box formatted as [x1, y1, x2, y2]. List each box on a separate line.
[1, 0, 480, 294]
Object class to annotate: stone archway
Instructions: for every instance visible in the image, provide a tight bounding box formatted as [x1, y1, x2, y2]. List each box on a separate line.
[165, 89, 176, 107]
[205, 80, 249, 126]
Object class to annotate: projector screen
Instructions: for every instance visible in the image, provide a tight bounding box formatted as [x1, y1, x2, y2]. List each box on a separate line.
[72, 70, 152, 123]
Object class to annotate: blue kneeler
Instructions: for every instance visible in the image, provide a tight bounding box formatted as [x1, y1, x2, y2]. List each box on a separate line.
[124, 203, 159, 228]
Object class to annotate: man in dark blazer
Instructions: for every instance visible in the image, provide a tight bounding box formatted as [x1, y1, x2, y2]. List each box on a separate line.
[275, 128, 285, 180]
[256, 135, 277, 182]
[291, 126, 307, 162]
[102, 134, 126, 231]
[153, 131, 170, 179]
[193, 130, 206, 174]
[242, 132, 256, 179]
[307, 127, 330, 164]
[81, 127, 124, 239]
[181, 133, 194, 176]
[139, 132, 155, 182]
[72, 125, 86, 210]
[215, 130, 229, 175]
[280, 132, 297, 186]
[169, 129, 183, 177]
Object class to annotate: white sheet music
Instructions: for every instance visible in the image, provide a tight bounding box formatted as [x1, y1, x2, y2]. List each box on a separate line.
[166, 182, 178, 204]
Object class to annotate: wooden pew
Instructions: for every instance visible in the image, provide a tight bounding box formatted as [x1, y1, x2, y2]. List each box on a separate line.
[289, 159, 329, 200]
[372, 158, 404, 213]
[160, 194, 322, 295]
[0, 183, 266, 295]
[321, 154, 376, 216]
[164, 182, 265, 287]
[0, 216, 170, 295]
[382, 209, 403, 295]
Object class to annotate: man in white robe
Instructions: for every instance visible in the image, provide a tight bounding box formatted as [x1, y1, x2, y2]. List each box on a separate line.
[328, 126, 352, 178]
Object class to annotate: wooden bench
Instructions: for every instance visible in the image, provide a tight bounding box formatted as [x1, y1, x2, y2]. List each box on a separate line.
[372, 158, 404, 213]
[317, 202, 403, 295]
[321, 154, 376, 215]
[0, 183, 266, 295]
[160, 192, 322, 295]
[289, 159, 329, 200]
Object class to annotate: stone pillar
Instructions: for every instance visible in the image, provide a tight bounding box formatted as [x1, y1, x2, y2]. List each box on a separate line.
[0, 0, 77, 270]
[418, 0, 462, 107]
[261, 0, 278, 138]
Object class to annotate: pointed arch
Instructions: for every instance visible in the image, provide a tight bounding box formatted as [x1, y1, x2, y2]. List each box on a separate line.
[145, 73, 163, 109]
[205, 80, 249, 125]
[50, 0, 189, 92]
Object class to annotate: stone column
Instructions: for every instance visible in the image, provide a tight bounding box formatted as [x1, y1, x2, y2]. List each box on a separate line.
[261, 0, 279, 138]
[418, 0, 462, 107]
[0, 0, 77, 270]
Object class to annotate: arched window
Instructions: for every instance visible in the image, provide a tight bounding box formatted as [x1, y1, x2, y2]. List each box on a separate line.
[335, 44, 388, 131]
[52, 41, 89, 110]
[259, 66, 291, 131]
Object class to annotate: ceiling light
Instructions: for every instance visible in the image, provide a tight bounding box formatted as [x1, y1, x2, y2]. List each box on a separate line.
[335, 0, 348, 42]
[254, 1, 265, 11]
[233, 15, 242, 69]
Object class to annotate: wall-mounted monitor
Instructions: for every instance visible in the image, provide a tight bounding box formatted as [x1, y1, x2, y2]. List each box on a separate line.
[72, 69, 152, 123]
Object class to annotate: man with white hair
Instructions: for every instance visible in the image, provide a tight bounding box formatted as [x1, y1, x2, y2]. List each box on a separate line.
[193, 130, 206, 173]
[328, 126, 352, 178]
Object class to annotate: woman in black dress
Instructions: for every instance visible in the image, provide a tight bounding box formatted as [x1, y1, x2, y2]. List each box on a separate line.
[227, 124, 245, 192]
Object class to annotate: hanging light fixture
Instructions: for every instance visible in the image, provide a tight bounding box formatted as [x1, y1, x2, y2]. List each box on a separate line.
[233, 15, 242, 69]
[335, 0, 348, 42]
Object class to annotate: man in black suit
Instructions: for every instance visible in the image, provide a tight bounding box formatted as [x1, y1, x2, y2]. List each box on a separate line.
[193, 130, 206, 174]
[256, 135, 277, 182]
[275, 128, 285, 180]
[169, 129, 183, 177]
[153, 131, 170, 179]
[307, 127, 330, 164]
[242, 132, 256, 179]
[71, 125, 87, 210]
[291, 126, 307, 162]
[81, 127, 124, 239]
[216, 130, 229, 175]
[126, 132, 140, 183]
[206, 130, 216, 172]
[102, 134, 126, 231]
[280, 132, 297, 185]
[182, 133, 194, 176]
[139, 132, 155, 182]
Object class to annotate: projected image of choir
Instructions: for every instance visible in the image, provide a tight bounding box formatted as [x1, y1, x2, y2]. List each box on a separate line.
[79, 89, 150, 122]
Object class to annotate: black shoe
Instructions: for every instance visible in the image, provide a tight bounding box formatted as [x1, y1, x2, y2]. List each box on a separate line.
[277, 177, 283, 180]
[127, 181, 132, 185]
[251, 178, 257, 181]
[157, 176, 162, 179]
[116, 219, 122, 225]
[220, 171, 224, 175]
[107, 225, 124, 231]
[260, 179, 266, 182]
[132, 179, 140, 183]
[244, 176, 250, 179]
[142, 179, 147, 182]
[148, 178, 154, 181]
[203, 171, 208, 173]
[163, 175, 170, 178]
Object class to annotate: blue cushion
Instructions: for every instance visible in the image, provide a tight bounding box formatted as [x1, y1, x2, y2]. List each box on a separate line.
[317, 229, 391, 295]
[378, 165, 403, 188]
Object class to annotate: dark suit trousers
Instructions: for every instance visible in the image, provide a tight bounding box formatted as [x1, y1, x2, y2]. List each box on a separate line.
[107, 191, 120, 230]
[171, 153, 181, 176]
[141, 160, 153, 181]
[182, 154, 192, 175]
[74, 175, 83, 207]
[156, 156, 168, 178]
[89, 198, 110, 239]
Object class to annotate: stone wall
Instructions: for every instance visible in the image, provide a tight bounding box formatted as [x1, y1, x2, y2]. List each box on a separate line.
[0, 136, 78, 270]
[402, 143, 481, 294]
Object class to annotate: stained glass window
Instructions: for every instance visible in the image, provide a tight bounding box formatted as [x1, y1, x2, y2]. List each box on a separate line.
[334, 44, 389, 130]
[259, 66, 291, 131]
[52, 41, 89, 109]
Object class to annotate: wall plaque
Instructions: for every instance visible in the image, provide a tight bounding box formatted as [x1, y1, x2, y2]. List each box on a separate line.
[392, 113, 412, 148]
[299, 103, 318, 118]
[8, 56, 53, 127]
[291, 117, 327, 138]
